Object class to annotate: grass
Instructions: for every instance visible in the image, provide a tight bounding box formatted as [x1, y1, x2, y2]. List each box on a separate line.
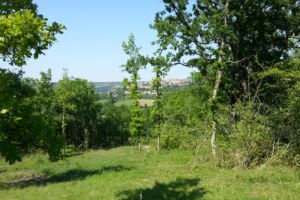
[0, 146, 299, 200]
[114, 99, 133, 107]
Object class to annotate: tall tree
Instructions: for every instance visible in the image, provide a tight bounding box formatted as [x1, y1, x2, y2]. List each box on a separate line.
[0, 0, 65, 163]
[121, 34, 146, 150]
[54, 72, 99, 150]
[34, 69, 64, 161]
[0, 69, 62, 164]
[149, 51, 170, 151]
[151, 0, 300, 158]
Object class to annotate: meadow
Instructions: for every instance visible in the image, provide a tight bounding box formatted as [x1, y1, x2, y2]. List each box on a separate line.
[0, 146, 299, 200]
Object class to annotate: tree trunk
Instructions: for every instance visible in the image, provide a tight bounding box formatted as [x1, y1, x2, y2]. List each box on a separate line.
[211, 70, 222, 159]
[61, 106, 67, 155]
[210, 0, 228, 159]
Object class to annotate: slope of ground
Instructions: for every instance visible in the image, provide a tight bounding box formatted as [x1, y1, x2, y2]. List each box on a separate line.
[114, 99, 154, 107]
[93, 82, 121, 94]
[0, 146, 299, 200]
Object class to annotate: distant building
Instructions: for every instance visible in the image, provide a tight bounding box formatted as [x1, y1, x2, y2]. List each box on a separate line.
[161, 79, 190, 87]
[104, 78, 191, 97]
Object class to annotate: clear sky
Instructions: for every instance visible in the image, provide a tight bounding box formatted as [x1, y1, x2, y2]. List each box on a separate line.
[2, 0, 195, 82]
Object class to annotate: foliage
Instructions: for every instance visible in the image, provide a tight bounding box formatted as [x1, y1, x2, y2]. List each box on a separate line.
[121, 34, 147, 143]
[91, 102, 131, 148]
[0, 0, 65, 164]
[158, 87, 211, 150]
[149, 54, 170, 140]
[0, 0, 65, 66]
[288, 83, 300, 144]
[0, 69, 63, 164]
[54, 72, 100, 150]
[160, 124, 198, 150]
[215, 103, 273, 168]
[268, 81, 300, 166]
[152, 0, 300, 103]
[146, 0, 300, 163]
[1, 0, 300, 170]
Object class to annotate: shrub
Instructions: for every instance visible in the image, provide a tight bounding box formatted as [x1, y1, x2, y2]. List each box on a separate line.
[217, 103, 273, 168]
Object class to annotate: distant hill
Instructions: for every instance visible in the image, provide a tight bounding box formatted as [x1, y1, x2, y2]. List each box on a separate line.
[92, 82, 121, 93]
[91, 79, 191, 94]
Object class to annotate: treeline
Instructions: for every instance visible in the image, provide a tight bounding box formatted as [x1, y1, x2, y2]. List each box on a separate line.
[1, 0, 300, 168]
[119, 0, 300, 168]
[0, 0, 132, 164]
[2, 60, 300, 167]
[0, 69, 132, 163]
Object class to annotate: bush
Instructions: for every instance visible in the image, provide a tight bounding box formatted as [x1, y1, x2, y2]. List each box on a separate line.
[160, 122, 209, 150]
[216, 103, 273, 168]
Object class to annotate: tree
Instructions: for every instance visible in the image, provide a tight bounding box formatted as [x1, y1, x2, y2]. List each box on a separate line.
[149, 52, 170, 151]
[0, 0, 38, 16]
[0, 0, 65, 66]
[151, 0, 300, 158]
[0, 69, 62, 164]
[151, 0, 230, 158]
[0, 0, 65, 163]
[54, 72, 99, 150]
[92, 102, 131, 148]
[158, 86, 211, 150]
[121, 34, 146, 150]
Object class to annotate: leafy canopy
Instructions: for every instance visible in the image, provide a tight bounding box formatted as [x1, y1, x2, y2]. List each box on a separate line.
[0, 0, 65, 66]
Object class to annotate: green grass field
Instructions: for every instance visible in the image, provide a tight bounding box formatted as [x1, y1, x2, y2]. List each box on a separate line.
[0, 146, 299, 200]
[114, 99, 133, 107]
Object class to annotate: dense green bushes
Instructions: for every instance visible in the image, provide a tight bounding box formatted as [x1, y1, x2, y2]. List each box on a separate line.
[91, 102, 131, 148]
[140, 71, 300, 168]
[0, 69, 133, 163]
[0, 69, 63, 164]
[1, 0, 300, 169]
[2, 65, 300, 167]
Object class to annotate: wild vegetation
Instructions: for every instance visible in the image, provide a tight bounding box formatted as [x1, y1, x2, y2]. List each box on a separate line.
[1, 0, 300, 199]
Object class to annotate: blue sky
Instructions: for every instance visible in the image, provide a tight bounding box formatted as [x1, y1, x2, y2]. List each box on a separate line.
[3, 0, 195, 82]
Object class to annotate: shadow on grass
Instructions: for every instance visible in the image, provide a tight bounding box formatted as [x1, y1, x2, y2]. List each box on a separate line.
[0, 165, 131, 190]
[117, 178, 205, 200]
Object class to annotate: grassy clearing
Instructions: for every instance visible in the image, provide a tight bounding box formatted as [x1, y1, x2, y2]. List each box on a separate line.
[0, 146, 299, 200]
[115, 99, 133, 107]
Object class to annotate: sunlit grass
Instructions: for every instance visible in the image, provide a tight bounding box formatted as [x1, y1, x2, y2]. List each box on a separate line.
[0, 146, 299, 200]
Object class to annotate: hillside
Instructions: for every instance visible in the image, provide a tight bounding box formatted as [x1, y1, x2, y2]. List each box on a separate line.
[93, 82, 121, 94]
[91, 79, 190, 94]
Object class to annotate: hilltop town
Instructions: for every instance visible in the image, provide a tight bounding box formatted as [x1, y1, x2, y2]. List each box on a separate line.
[94, 78, 191, 96]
